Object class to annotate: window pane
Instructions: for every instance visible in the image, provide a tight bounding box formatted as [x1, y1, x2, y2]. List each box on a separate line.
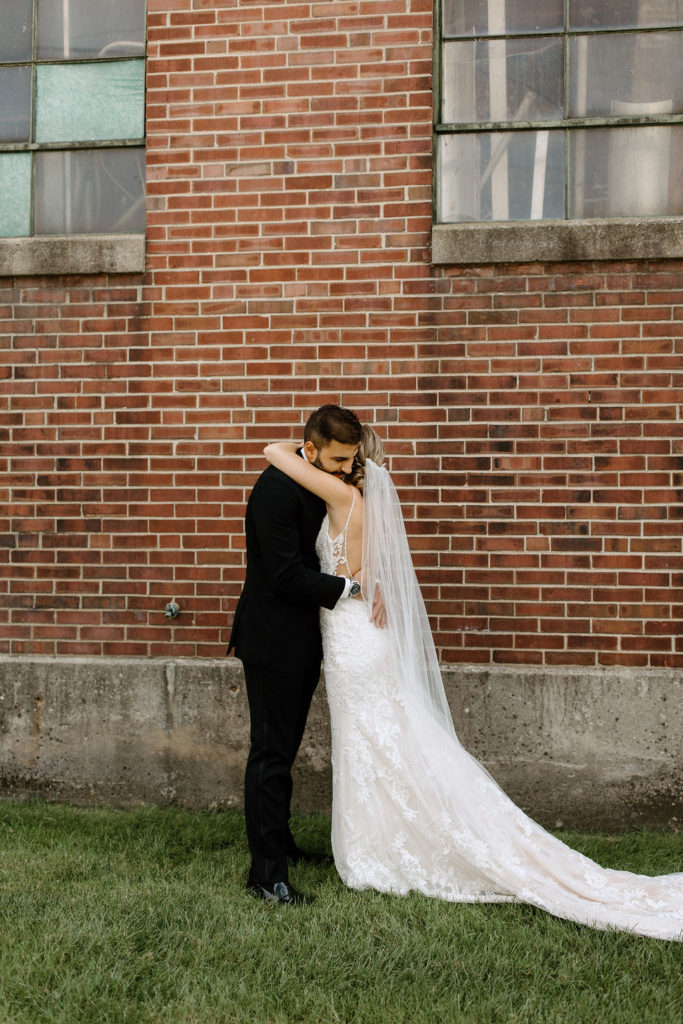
[570, 32, 683, 117]
[0, 152, 31, 236]
[35, 60, 145, 143]
[570, 125, 683, 217]
[569, 0, 683, 31]
[0, 0, 33, 62]
[33, 147, 145, 234]
[439, 130, 565, 221]
[443, 0, 563, 37]
[443, 38, 563, 123]
[37, 0, 146, 59]
[0, 66, 31, 142]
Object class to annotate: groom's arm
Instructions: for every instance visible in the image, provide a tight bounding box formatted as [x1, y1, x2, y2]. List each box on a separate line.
[252, 475, 345, 609]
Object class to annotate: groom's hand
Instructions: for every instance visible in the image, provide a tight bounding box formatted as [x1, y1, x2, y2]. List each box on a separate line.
[370, 585, 387, 629]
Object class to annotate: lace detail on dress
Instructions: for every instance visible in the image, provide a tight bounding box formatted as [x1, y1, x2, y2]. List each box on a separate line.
[315, 515, 683, 939]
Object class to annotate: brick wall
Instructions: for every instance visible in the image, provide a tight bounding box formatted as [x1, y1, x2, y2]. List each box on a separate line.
[1, 0, 681, 668]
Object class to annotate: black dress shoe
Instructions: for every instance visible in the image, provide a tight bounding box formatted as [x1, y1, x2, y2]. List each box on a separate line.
[247, 880, 310, 905]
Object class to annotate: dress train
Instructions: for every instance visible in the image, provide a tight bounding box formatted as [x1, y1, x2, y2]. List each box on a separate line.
[317, 519, 683, 942]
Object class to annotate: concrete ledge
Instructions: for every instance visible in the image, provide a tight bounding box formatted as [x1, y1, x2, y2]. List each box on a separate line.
[431, 217, 683, 265]
[0, 656, 680, 830]
[0, 234, 145, 276]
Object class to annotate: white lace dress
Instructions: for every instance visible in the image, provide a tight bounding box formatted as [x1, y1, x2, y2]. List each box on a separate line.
[316, 513, 683, 941]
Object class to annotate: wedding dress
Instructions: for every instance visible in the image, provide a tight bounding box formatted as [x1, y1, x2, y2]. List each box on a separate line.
[315, 462, 683, 941]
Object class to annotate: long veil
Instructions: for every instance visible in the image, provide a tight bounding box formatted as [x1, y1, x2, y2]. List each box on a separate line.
[355, 459, 683, 940]
[361, 459, 456, 737]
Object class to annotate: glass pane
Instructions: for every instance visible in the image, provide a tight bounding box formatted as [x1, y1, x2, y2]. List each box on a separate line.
[0, 0, 33, 61]
[439, 130, 565, 221]
[444, 0, 563, 37]
[0, 66, 31, 142]
[570, 32, 683, 117]
[570, 125, 683, 217]
[570, 0, 683, 31]
[35, 60, 145, 143]
[0, 152, 31, 236]
[442, 38, 563, 122]
[37, 0, 145, 58]
[34, 147, 145, 234]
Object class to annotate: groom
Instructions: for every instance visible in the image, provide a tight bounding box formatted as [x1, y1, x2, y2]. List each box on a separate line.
[228, 405, 365, 905]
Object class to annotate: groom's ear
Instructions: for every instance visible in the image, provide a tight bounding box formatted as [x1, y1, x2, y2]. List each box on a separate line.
[303, 441, 317, 463]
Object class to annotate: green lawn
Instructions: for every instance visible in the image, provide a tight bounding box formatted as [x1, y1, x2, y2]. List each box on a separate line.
[0, 802, 680, 1024]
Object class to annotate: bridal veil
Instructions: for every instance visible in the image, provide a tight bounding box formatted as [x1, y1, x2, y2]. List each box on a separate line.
[352, 459, 683, 939]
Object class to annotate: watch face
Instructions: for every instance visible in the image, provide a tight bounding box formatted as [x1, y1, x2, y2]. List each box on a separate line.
[350, 581, 361, 596]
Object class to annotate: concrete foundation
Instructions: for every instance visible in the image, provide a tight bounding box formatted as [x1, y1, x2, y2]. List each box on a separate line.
[0, 656, 680, 830]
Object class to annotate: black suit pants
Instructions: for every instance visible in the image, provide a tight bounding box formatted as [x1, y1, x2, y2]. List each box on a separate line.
[243, 661, 321, 887]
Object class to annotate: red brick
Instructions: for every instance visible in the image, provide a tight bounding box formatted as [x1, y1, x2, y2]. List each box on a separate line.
[0, 4, 679, 665]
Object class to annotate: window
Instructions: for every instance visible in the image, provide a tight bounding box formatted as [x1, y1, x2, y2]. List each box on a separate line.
[436, 0, 683, 224]
[0, 0, 146, 239]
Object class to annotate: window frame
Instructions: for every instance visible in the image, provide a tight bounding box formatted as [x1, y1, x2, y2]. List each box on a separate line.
[0, 0, 146, 275]
[432, 0, 683, 263]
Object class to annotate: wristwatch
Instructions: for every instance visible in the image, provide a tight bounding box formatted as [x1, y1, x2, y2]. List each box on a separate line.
[348, 580, 361, 597]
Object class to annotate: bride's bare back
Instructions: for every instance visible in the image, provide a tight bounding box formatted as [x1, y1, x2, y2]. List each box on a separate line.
[326, 486, 363, 583]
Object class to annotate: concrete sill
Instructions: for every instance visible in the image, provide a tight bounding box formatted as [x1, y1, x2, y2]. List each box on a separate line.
[431, 217, 683, 265]
[0, 234, 145, 276]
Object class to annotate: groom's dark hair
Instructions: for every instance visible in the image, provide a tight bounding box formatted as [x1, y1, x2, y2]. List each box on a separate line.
[304, 404, 362, 449]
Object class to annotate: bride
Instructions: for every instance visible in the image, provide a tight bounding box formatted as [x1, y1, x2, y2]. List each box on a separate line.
[263, 428, 683, 941]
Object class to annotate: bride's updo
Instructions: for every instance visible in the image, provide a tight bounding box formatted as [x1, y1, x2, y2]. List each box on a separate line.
[348, 425, 385, 492]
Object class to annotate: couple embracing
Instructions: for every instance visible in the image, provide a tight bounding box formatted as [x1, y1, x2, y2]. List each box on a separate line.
[229, 405, 682, 940]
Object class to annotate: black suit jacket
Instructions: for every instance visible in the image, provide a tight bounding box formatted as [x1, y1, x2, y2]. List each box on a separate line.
[228, 463, 345, 673]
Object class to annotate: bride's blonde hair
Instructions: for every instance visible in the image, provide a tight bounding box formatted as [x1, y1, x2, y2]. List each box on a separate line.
[348, 425, 385, 492]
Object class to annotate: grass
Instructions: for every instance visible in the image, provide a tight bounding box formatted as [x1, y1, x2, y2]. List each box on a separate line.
[0, 802, 681, 1024]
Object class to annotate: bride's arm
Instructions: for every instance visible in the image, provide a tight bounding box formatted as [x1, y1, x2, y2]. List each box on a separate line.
[263, 442, 352, 508]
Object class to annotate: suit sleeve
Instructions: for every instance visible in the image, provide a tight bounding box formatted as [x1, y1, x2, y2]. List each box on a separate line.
[251, 474, 345, 610]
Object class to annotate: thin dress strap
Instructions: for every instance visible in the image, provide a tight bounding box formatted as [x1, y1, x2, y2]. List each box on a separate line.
[342, 487, 356, 534]
[330, 488, 356, 577]
[340, 488, 356, 577]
